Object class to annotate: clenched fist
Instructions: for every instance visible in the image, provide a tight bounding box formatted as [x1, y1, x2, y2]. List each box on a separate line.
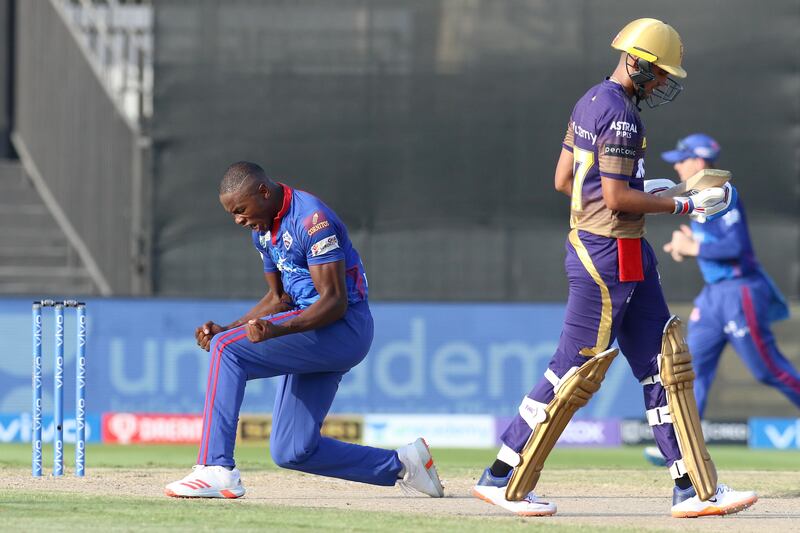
[195, 321, 225, 352]
[246, 318, 281, 343]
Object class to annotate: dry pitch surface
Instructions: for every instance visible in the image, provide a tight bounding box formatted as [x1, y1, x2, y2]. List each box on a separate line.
[6, 467, 799, 532]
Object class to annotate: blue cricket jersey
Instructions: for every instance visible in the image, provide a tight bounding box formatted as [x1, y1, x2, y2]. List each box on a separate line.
[692, 196, 788, 322]
[691, 197, 759, 284]
[252, 184, 368, 308]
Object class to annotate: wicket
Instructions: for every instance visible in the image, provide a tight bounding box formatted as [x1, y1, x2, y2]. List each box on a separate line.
[32, 299, 87, 477]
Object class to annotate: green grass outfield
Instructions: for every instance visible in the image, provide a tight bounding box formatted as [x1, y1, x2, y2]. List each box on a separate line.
[2, 444, 798, 532]
[2, 442, 799, 472]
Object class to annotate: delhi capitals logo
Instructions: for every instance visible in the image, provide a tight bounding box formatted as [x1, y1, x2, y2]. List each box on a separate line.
[282, 231, 293, 250]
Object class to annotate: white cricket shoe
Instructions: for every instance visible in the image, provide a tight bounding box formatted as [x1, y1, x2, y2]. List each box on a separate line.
[396, 438, 445, 497]
[165, 465, 246, 499]
[472, 468, 557, 516]
[671, 483, 757, 518]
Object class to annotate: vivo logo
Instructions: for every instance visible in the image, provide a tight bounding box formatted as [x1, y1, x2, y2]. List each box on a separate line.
[32, 398, 42, 431]
[55, 314, 64, 347]
[78, 315, 87, 347]
[75, 439, 85, 473]
[32, 356, 42, 389]
[54, 439, 63, 470]
[77, 357, 87, 388]
[0, 414, 95, 443]
[32, 439, 42, 469]
[76, 399, 86, 431]
[33, 315, 42, 347]
[765, 421, 800, 449]
[55, 357, 64, 388]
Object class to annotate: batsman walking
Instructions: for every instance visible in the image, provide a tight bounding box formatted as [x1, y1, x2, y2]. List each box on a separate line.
[472, 18, 756, 518]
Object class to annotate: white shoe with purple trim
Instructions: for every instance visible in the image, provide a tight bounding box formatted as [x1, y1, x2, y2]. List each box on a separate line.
[472, 468, 557, 516]
[671, 483, 757, 518]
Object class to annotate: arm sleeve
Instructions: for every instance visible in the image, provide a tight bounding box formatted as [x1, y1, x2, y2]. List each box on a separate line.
[596, 109, 642, 181]
[252, 231, 278, 272]
[562, 118, 575, 152]
[697, 208, 745, 261]
[299, 209, 346, 266]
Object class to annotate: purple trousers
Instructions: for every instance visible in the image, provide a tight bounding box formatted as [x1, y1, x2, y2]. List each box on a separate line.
[501, 230, 682, 468]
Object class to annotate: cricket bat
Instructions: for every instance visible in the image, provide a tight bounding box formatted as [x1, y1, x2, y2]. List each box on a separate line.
[655, 168, 731, 198]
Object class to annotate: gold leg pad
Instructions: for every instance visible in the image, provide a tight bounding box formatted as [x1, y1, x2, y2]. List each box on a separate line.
[660, 316, 718, 501]
[505, 348, 618, 501]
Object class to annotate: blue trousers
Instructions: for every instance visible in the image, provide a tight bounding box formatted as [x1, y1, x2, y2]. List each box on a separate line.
[689, 274, 800, 416]
[196, 301, 403, 486]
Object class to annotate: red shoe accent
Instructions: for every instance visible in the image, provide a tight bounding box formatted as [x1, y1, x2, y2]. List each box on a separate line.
[220, 489, 240, 499]
[421, 438, 434, 469]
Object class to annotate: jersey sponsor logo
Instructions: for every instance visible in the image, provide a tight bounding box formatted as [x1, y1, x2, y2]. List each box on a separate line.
[282, 231, 293, 250]
[259, 232, 270, 248]
[572, 122, 597, 145]
[609, 120, 638, 139]
[306, 212, 331, 236]
[311, 235, 340, 257]
[603, 144, 637, 159]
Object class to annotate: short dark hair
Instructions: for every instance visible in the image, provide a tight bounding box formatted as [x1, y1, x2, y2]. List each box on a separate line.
[219, 161, 266, 195]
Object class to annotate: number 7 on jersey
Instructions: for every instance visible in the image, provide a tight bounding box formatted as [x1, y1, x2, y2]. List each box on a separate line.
[571, 147, 594, 212]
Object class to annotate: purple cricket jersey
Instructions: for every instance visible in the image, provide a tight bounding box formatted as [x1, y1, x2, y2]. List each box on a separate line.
[562, 79, 647, 239]
[498, 80, 687, 468]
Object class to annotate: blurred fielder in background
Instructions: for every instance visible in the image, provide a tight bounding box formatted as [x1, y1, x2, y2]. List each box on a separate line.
[471, 18, 755, 518]
[165, 162, 444, 499]
[645, 134, 800, 464]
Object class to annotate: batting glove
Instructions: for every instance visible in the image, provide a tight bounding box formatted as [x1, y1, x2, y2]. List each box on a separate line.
[673, 183, 736, 221]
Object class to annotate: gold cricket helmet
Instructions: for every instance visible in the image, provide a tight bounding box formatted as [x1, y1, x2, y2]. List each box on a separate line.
[612, 18, 686, 79]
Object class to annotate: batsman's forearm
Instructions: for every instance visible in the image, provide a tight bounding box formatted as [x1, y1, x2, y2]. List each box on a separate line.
[604, 187, 676, 214]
